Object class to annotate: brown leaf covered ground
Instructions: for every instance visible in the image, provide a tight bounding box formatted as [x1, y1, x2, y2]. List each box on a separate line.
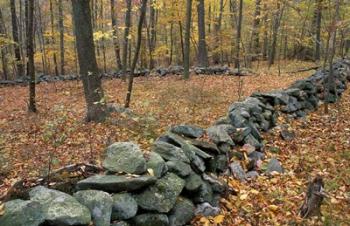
[2, 61, 349, 224]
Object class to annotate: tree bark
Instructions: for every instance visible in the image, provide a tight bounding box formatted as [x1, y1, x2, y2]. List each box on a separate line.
[122, 0, 132, 81]
[125, 0, 148, 108]
[27, 0, 36, 112]
[0, 8, 9, 80]
[10, 0, 24, 78]
[314, 0, 322, 61]
[148, 0, 156, 69]
[49, 0, 59, 76]
[197, 0, 208, 67]
[110, 0, 123, 70]
[72, 0, 107, 122]
[183, 0, 192, 79]
[300, 175, 325, 218]
[268, 2, 284, 67]
[58, 0, 65, 75]
[235, 0, 243, 71]
[213, 0, 224, 65]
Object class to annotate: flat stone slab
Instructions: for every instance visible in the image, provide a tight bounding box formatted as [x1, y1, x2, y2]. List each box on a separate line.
[76, 175, 157, 193]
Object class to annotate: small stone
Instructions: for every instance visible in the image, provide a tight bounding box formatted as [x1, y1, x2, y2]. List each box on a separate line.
[232, 127, 251, 143]
[195, 202, 220, 217]
[202, 174, 228, 193]
[76, 175, 156, 193]
[191, 155, 206, 173]
[168, 197, 195, 226]
[193, 181, 213, 204]
[266, 158, 284, 174]
[102, 142, 146, 174]
[185, 173, 204, 191]
[146, 152, 168, 178]
[229, 162, 246, 181]
[135, 173, 185, 213]
[132, 214, 169, 226]
[170, 124, 205, 138]
[73, 190, 113, 226]
[248, 151, 265, 161]
[111, 221, 130, 226]
[246, 171, 259, 180]
[111, 193, 138, 220]
[280, 128, 295, 141]
[166, 160, 192, 177]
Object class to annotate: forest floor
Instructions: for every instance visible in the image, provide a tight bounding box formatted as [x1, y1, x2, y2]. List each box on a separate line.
[1, 60, 349, 224]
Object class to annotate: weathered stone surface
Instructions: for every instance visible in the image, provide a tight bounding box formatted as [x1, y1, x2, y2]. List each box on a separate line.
[244, 134, 262, 150]
[189, 139, 220, 155]
[194, 202, 220, 217]
[248, 151, 265, 161]
[168, 197, 195, 226]
[166, 160, 192, 177]
[208, 155, 228, 172]
[103, 142, 146, 174]
[185, 173, 204, 191]
[0, 199, 45, 226]
[246, 171, 259, 180]
[135, 173, 185, 213]
[232, 127, 251, 143]
[266, 158, 284, 174]
[202, 173, 227, 193]
[76, 175, 156, 193]
[111, 193, 138, 220]
[29, 186, 91, 226]
[207, 124, 235, 146]
[170, 124, 205, 138]
[229, 110, 249, 127]
[193, 181, 213, 204]
[229, 162, 246, 181]
[280, 128, 296, 141]
[146, 152, 168, 178]
[73, 190, 113, 226]
[111, 221, 130, 226]
[132, 214, 169, 226]
[153, 141, 190, 163]
[191, 155, 206, 173]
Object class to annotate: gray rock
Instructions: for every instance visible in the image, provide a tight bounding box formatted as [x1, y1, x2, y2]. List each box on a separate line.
[170, 124, 205, 138]
[246, 171, 259, 180]
[73, 190, 113, 226]
[280, 128, 295, 141]
[29, 186, 91, 226]
[195, 202, 220, 217]
[146, 152, 168, 178]
[244, 134, 263, 150]
[103, 142, 146, 174]
[191, 155, 206, 173]
[232, 127, 251, 143]
[193, 181, 213, 204]
[132, 214, 169, 226]
[229, 110, 248, 127]
[168, 197, 195, 226]
[0, 199, 45, 226]
[153, 141, 190, 163]
[266, 158, 284, 174]
[229, 162, 246, 181]
[202, 174, 227, 193]
[166, 160, 192, 177]
[111, 193, 138, 220]
[111, 221, 130, 226]
[248, 151, 265, 161]
[76, 175, 156, 193]
[135, 173, 185, 213]
[189, 139, 220, 155]
[207, 124, 235, 146]
[208, 155, 228, 172]
[185, 173, 204, 191]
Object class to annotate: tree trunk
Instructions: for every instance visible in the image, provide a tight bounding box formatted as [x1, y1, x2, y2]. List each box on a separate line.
[183, 0, 192, 79]
[235, 0, 243, 71]
[300, 175, 325, 218]
[72, 0, 107, 122]
[10, 0, 24, 78]
[314, 0, 322, 61]
[148, 0, 156, 69]
[58, 0, 65, 75]
[125, 0, 148, 108]
[49, 0, 59, 76]
[110, 0, 123, 70]
[122, 0, 132, 81]
[197, 0, 208, 67]
[268, 2, 284, 67]
[27, 0, 36, 112]
[213, 0, 224, 65]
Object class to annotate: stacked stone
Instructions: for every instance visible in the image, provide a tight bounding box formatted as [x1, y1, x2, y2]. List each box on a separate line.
[1, 60, 350, 226]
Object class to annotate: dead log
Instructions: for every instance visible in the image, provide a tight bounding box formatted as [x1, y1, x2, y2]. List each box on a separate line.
[299, 175, 326, 218]
[287, 66, 319, 74]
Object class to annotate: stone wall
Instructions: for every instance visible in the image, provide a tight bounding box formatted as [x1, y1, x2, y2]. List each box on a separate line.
[1, 59, 349, 226]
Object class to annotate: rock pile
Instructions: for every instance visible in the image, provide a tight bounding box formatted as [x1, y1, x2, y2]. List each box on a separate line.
[1, 59, 350, 226]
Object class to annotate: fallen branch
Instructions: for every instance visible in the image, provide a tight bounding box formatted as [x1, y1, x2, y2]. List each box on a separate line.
[287, 66, 320, 74]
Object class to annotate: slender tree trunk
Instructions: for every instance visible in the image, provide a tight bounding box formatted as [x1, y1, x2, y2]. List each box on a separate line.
[72, 0, 107, 122]
[27, 0, 36, 112]
[183, 0, 192, 79]
[58, 0, 65, 75]
[268, 2, 284, 67]
[179, 21, 185, 64]
[122, 0, 132, 81]
[314, 0, 322, 61]
[110, 0, 123, 70]
[169, 22, 174, 65]
[197, 0, 208, 67]
[213, 0, 224, 64]
[0, 8, 9, 80]
[10, 0, 24, 78]
[125, 0, 148, 108]
[235, 0, 243, 71]
[148, 0, 156, 69]
[37, 4, 48, 74]
[49, 0, 59, 76]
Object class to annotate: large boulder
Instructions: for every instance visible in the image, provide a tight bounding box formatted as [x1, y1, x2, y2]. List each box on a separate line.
[73, 190, 113, 226]
[135, 173, 185, 213]
[132, 214, 169, 226]
[29, 186, 91, 226]
[111, 193, 138, 220]
[0, 199, 45, 226]
[170, 124, 205, 138]
[76, 175, 156, 193]
[168, 197, 195, 226]
[102, 142, 146, 174]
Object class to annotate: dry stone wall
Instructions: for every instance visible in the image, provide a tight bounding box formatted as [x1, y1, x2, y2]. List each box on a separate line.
[1, 59, 350, 226]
